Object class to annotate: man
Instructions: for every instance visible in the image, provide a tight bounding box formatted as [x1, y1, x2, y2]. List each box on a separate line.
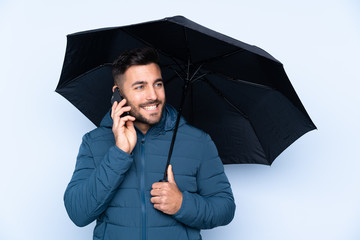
[64, 47, 235, 240]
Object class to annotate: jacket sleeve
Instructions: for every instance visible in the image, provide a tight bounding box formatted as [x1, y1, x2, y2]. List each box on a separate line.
[64, 133, 133, 227]
[172, 134, 236, 229]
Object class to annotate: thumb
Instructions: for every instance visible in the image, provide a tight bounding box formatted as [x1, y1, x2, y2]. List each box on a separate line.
[167, 165, 176, 184]
[125, 118, 134, 128]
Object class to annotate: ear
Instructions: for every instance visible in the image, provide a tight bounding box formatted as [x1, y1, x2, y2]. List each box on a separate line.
[112, 85, 118, 92]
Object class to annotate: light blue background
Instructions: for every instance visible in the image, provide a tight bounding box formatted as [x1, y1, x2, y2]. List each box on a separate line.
[1, 0, 359, 239]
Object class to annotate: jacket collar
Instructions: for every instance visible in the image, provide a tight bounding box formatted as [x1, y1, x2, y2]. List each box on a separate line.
[100, 104, 186, 135]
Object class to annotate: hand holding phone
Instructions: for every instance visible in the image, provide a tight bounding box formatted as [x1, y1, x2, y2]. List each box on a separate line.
[111, 87, 136, 154]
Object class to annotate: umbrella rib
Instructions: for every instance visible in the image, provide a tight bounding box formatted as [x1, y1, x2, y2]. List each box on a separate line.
[189, 64, 204, 82]
[201, 77, 249, 119]
[56, 63, 113, 90]
[172, 69, 186, 82]
[191, 72, 209, 84]
[163, 57, 188, 79]
[183, 26, 193, 68]
[120, 28, 188, 79]
[193, 48, 245, 66]
[201, 77, 266, 157]
[187, 58, 190, 81]
[214, 72, 274, 90]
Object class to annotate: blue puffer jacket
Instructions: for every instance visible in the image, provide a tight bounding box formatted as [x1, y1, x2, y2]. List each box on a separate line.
[64, 104, 235, 240]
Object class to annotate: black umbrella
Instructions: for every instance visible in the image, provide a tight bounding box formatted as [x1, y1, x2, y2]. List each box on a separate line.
[56, 15, 316, 166]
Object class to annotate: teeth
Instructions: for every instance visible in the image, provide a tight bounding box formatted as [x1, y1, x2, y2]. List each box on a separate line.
[143, 105, 157, 110]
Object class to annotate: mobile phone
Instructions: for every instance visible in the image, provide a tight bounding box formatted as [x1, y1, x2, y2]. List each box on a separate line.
[111, 87, 130, 117]
[111, 87, 123, 105]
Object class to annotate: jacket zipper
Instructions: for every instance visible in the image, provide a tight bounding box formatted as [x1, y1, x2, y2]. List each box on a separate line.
[101, 222, 107, 240]
[140, 137, 146, 240]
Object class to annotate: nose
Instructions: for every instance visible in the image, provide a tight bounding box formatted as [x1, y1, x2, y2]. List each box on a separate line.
[145, 86, 157, 101]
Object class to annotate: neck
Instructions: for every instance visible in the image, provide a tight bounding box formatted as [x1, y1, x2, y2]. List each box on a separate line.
[134, 121, 150, 135]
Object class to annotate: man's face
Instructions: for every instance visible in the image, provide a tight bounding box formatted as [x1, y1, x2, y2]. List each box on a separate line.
[120, 63, 165, 129]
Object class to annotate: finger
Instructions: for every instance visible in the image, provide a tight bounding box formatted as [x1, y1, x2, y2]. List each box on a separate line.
[126, 119, 134, 126]
[119, 105, 132, 113]
[112, 106, 126, 129]
[150, 196, 162, 204]
[117, 116, 135, 131]
[152, 182, 163, 189]
[150, 189, 159, 196]
[115, 98, 127, 108]
[125, 118, 135, 131]
[112, 104, 121, 130]
[111, 101, 118, 119]
[112, 98, 127, 112]
[153, 204, 162, 211]
[121, 115, 136, 123]
[114, 105, 131, 119]
[151, 188, 167, 197]
[113, 107, 133, 130]
[112, 101, 127, 120]
[167, 165, 176, 184]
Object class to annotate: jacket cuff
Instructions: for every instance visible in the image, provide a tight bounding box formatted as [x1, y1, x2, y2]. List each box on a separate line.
[172, 191, 195, 223]
[105, 145, 134, 168]
[112, 144, 133, 158]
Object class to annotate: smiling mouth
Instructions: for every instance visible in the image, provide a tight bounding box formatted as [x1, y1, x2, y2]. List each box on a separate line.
[142, 104, 158, 111]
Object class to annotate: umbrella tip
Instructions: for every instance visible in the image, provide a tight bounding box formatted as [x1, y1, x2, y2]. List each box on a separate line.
[165, 15, 186, 21]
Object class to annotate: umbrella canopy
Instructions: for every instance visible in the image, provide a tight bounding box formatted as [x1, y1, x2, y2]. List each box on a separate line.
[56, 15, 316, 165]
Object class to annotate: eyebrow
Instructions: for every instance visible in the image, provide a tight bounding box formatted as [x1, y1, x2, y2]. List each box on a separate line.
[131, 79, 163, 87]
[131, 81, 147, 87]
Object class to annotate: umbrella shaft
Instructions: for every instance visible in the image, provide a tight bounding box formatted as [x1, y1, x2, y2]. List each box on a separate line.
[162, 79, 190, 181]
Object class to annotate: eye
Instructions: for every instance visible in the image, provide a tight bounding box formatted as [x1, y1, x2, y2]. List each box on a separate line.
[155, 81, 163, 88]
[134, 85, 144, 90]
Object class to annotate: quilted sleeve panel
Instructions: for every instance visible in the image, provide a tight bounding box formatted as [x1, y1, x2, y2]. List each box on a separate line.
[173, 133, 235, 229]
[64, 133, 134, 227]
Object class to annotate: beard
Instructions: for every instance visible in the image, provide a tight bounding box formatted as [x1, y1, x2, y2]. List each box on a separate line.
[126, 99, 165, 126]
